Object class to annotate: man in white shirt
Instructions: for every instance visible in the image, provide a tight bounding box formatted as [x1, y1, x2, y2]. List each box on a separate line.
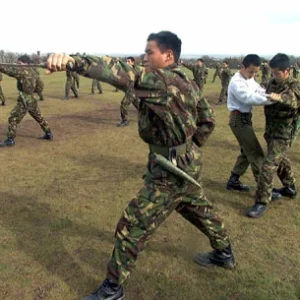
[226, 54, 280, 199]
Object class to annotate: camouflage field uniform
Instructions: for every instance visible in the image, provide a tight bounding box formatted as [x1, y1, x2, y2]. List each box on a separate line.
[182, 62, 208, 92]
[0, 72, 6, 105]
[65, 70, 79, 98]
[0, 65, 51, 139]
[71, 54, 231, 284]
[218, 67, 232, 104]
[91, 79, 103, 94]
[255, 77, 300, 204]
[292, 63, 299, 79]
[260, 64, 270, 88]
[33, 68, 45, 100]
[212, 63, 221, 83]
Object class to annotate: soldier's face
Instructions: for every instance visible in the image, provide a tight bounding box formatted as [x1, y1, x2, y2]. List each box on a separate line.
[143, 41, 174, 68]
[271, 68, 290, 82]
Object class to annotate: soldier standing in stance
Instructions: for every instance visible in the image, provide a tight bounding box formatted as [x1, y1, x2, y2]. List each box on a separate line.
[212, 62, 221, 83]
[64, 70, 79, 99]
[0, 55, 53, 148]
[260, 60, 270, 88]
[91, 79, 103, 94]
[225, 54, 280, 195]
[247, 53, 300, 218]
[33, 68, 45, 101]
[0, 72, 6, 105]
[217, 60, 232, 105]
[117, 56, 136, 127]
[181, 58, 208, 92]
[291, 62, 299, 79]
[47, 31, 235, 300]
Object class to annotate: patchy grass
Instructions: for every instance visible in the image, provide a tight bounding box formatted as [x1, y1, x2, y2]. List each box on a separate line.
[0, 69, 299, 300]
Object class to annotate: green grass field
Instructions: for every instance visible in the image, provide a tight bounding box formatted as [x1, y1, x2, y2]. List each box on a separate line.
[0, 69, 300, 300]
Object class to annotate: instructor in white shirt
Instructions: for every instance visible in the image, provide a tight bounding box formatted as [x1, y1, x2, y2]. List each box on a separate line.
[225, 54, 278, 194]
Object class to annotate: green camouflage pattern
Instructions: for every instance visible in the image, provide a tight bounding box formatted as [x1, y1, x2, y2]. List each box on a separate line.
[255, 77, 300, 203]
[212, 63, 221, 82]
[218, 67, 232, 103]
[260, 64, 270, 88]
[65, 70, 79, 98]
[33, 68, 44, 100]
[264, 77, 300, 140]
[256, 139, 295, 204]
[182, 62, 208, 91]
[71, 54, 229, 284]
[91, 79, 102, 93]
[0, 65, 51, 138]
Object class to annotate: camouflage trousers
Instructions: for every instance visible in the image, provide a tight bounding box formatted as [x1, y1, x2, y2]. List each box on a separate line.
[218, 84, 228, 103]
[91, 79, 102, 93]
[212, 71, 220, 83]
[0, 85, 5, 104]
[195, 81, 205, 93]
[7, 97, 51, 139]
[106, 146, 230, 284]
[255, 138, 295, 204]
[65, 78, 78, 97]
[120, 95, 133, 122]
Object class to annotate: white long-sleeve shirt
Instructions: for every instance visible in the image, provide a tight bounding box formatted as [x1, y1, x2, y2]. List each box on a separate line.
[227, 71, 272, 113]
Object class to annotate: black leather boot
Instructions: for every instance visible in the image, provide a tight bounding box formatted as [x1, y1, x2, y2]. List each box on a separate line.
[0, 137, 15, 147]
[81, 279, 124, 300]
[39, 132, 53, 140]
[247, 203, 267, 218]
[226, 172, 250, 192]
[194, 244, 235, 270]
[273, 184, 297, 199]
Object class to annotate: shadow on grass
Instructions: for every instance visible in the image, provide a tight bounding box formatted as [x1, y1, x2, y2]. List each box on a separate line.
[0, 192, 114, 297]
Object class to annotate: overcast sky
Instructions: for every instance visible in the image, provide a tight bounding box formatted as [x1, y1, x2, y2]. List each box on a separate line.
[3, 0, 300, 57]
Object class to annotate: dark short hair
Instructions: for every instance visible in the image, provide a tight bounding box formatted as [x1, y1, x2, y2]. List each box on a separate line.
[269, 53, 290, 71]
[18, 54, 32, 64]
[242, 54, 261, 68]
[223, 60, 229, 64]
[147, 31, 182, 62]
[126, 56, 135, 62]
[197, 58, 204, 62]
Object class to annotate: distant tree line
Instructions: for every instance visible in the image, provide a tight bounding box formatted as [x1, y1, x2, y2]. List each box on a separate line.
[0, 50, 299, 69]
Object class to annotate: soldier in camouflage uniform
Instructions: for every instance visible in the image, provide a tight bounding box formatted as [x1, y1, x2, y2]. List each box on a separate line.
[64, 70, 79, 99]
[212, 62, 221, 83]
[0, 72, 6, 105]
[260, 60, 270, 88]
[217, 61, 232, 105]
[91, 79, 103, 94]
[181, 58, 208, 92]
[33, 68, 45, 101]
[47, 31, 235, 300]
[0, 55, 52, 148]
[291, 62, 299, 79]
[247, 53, 300, 218]
[117, 56, 136, 127]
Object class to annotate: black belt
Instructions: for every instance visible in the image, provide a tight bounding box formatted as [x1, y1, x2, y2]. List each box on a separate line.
[149, 140, 192, 159]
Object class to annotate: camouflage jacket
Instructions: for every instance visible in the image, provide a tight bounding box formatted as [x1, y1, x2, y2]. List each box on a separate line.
[0, 65, 38, 99]
[220, 67, 232, 86]
[261, 64, 270, 80]
[71, 55, 215, 147]
[265, 77, 300, 140]
[182, 63, 208, 84]
[33, 68, 44, 93]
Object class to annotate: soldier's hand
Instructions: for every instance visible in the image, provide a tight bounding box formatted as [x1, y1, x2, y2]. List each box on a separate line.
[267, 93, 282, 102]
[46, 53, 75, 73]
